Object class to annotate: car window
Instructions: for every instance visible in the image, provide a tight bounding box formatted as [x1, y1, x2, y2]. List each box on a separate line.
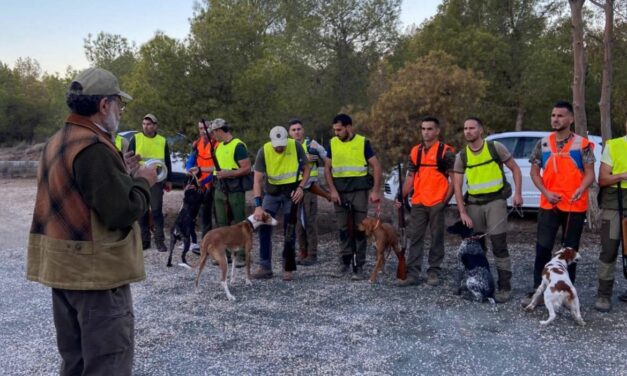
[493, 137, 517, 155]
[517, 137, 541, 159]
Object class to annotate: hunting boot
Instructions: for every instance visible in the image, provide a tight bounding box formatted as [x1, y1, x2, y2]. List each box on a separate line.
[299, 248, 317, 266]
[594, 279, 614, 313]
[492, 235, 512, 303]
[296, 249, 308, 265]
[332, 255, 352, 278]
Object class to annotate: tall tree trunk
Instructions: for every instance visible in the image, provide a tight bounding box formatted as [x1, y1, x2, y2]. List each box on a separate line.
[591, 0, 614, 142]
[569, 0, 588, 137]
[515, 105, 525, 131]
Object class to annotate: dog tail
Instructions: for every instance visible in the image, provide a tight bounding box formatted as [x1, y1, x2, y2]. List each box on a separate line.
[195, 249, 209, 287]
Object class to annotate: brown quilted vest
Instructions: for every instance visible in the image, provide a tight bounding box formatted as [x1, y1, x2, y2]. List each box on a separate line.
[27, 114, 146, 290]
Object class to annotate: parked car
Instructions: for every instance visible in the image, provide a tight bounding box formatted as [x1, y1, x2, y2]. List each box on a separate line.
[383, 131, 603, 210]
[118, 130, 189, 188]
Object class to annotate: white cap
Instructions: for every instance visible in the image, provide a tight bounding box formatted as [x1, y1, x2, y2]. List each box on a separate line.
[269, 126, 288, 148]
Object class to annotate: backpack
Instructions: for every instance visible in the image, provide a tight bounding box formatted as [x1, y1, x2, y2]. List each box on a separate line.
[413, 142, 449, 176]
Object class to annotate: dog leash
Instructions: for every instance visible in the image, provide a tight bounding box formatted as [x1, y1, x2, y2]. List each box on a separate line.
[472, 206, 524, 240]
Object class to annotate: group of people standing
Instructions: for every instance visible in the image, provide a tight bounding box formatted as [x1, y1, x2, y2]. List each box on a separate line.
[26, 67, 627, 375]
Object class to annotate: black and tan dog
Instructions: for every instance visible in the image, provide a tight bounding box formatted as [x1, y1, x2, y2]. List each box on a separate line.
[357, 216, 402, 283]
[195, 212, 278, 301]
[166, 182, 205, 268]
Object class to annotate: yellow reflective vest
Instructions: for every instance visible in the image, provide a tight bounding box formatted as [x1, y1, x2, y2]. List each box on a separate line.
[465, 141, 504, 195]
[213, 138, 246, 172]
[330, 134, 367, 178]
[607, 136, 627, 188]
[114, 134, 124, 152]
[134, 133, 166, 161]
[264, 139, 299, 185]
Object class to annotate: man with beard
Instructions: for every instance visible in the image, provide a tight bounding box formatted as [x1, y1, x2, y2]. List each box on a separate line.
[521, 101, 595, 308]
[325, 113, 382, 280]
[453, 116, 523, 303]
[27, 67, 157, 375]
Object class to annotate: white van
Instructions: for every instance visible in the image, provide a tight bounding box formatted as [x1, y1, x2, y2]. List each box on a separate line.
[384, 131, 603, 209]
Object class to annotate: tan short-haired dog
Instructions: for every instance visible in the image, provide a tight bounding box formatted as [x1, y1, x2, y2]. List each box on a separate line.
[357, 216, 401, 283]
[195, 212, 278, 301]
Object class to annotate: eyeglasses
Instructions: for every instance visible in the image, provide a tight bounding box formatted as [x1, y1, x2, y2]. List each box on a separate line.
[108, 96, 126, 111]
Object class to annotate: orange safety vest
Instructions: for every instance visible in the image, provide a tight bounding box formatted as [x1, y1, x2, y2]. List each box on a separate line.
[539, 133, 591, 212]
[194, 138, 217, 187]
[409, 141, 454, 206]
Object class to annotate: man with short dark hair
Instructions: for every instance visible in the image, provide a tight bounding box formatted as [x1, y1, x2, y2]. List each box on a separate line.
[27, 67, 157, 375]
[288, 118, 327, 266]
[325, 113, 382, 280]
[129, 113, 173, 252]
[453, 116, 523, 303]
[521, 101, 595, 308]
[396, 116, 455, 287]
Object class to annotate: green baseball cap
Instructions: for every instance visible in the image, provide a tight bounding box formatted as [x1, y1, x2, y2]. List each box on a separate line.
[71, 67, 132, 100]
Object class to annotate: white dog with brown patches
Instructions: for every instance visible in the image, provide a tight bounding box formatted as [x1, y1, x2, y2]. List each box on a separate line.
[525, 247, 585, 326]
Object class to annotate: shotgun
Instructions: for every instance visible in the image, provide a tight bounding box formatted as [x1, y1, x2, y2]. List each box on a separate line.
[618, 182, 627, 279]
[396, 161, 407, 280]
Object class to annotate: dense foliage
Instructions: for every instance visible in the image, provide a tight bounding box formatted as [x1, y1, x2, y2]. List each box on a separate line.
[1, 0, 625, 166]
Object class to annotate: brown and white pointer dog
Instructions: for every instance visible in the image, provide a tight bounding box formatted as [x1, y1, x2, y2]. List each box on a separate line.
[525, 247, 585, 326]
[195, 212, 278, 301]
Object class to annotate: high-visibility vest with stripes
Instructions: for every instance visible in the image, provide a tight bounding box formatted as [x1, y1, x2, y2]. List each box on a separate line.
[410, 141, 454, 206]
[264, 139, 299, 185]
[134, 133, 166, 161]
[465, 141, 504, 195]
[539, 133, 590, 212]
[330, 135, 367, 178]
[213, 138, 246, 172]
[114, 134, 124, 152]
[607, 136, 627, 188]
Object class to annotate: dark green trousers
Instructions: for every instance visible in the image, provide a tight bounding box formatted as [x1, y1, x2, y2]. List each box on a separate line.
[52, 285, 134, 376]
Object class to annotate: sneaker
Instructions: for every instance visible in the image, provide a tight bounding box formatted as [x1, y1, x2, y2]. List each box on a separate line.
[594, 296, 612, 313]
[520, 292, 542, 308]
[142, 241, 151, 250]
[192, 247, 201, 256]
[282, 271, 293, 281]
[395, 276, 420, 287]
[426, 273, 440, 286]
[332, 264, 350, 278]
[156, 243, 168, 253]
[619, 291, 627, 302]
[351, 267, 367, 281]
[190, 243, 200, 251]
[251, 267, 273, 280]
[494, 289, 511, 303]
[297, 257, 317, 266]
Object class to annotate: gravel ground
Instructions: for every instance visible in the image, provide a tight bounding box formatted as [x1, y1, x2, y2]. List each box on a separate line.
[1, 179, 626, 375]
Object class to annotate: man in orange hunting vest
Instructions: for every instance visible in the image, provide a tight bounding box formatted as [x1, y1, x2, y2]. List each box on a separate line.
[396, 116, 455, 287]
[522, 100, 595, 308]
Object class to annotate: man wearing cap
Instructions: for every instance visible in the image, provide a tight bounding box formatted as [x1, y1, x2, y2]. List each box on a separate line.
[252, 126, 310, 281]
[27, 67, 157, 375]
[210, 118, 252, 266]
[324, 113, 382, 280]
[129, 113, 173, 252]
